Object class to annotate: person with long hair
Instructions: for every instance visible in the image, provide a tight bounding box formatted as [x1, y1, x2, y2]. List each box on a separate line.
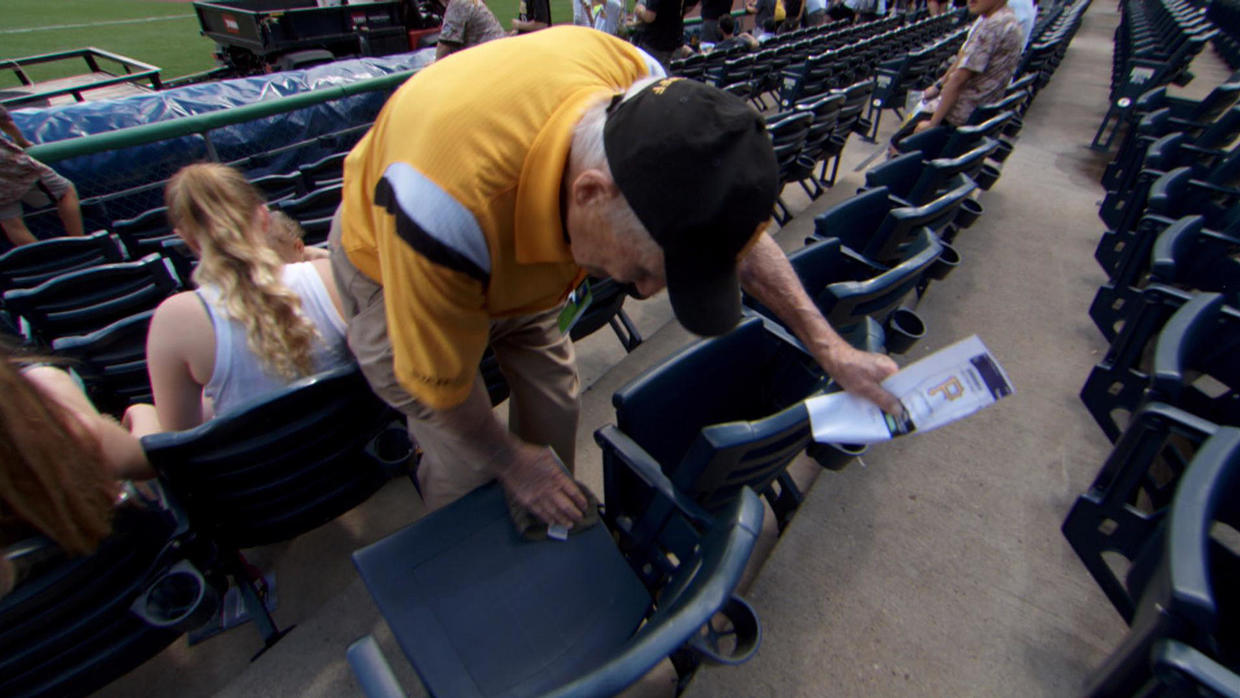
[0, 346, 134, 595]
[132, 163, 349, 439]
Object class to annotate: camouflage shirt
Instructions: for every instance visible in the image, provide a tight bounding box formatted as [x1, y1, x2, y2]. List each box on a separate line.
[945, 6, 1024, 126]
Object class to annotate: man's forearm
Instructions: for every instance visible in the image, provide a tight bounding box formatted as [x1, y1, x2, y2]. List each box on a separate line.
[738, 232, 850, 363]
[928, 69, 968, 127]
[432, 382, 522, 470]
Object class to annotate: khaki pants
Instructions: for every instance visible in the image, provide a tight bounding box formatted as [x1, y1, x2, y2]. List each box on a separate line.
[328, 210, 580, 511]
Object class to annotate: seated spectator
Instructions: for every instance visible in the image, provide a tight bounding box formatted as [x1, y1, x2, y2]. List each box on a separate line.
[132, 163, 350, 438]
[889, 0, 1023, 151]
[0, 105, 84, 248]
[435, 0, 506, 60]
[267, 210, 329, 263]
[713, 13, 760, 51]
[0, 344, 135, 595]
[754, 17, 780, 42]
[804, 0, 827, 26]
[780, 0, 804, 32]
[512, 0, 551, 33]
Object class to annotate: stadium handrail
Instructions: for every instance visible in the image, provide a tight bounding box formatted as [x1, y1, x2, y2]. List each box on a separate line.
[25, 69, 416, 166]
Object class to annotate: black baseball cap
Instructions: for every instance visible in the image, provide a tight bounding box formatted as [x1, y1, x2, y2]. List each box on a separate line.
[603, 77, 779, 336]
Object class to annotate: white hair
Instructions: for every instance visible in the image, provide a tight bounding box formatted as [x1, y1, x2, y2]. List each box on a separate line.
[569, 76, 661, 241]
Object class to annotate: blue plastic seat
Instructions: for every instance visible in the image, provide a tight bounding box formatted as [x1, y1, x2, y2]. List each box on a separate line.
[0, 502, 221, 697]
[864, 140, 997, 206]
[1089, 215, 1240, 341]
[0, 231, 124, 294]
[276, 183, 343, 224]
[52, 309, 156, 417]
[142, 364, 413, 658]
[2, 253, 180, 346]
[1080, 289, 1240, 442]
[813, 177, 976, 265]
[747, 231, 944, 354]
[348, 475, 762, 697]
[1080, 426, 1240, 696]
[1062, 402, 1219, 623]
[112, 206, 175, 259]
[597, 316, 860, 542]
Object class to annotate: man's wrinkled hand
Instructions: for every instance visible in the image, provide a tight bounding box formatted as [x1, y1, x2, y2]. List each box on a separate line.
[912, 119, 935, 135]
[497, 445, 589, 528]
[825, 344, 901, 415]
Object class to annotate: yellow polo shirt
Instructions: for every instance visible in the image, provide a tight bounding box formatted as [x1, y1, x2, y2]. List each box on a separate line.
[340, 26, 655, 409]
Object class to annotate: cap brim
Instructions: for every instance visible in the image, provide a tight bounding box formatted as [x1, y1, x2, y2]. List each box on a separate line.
[664, 250, 743, 337]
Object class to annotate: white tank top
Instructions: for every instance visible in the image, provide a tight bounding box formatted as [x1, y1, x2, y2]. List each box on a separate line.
[197, 262, 349, 417]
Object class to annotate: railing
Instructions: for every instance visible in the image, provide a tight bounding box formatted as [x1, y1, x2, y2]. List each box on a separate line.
[0, 48, 164, 108]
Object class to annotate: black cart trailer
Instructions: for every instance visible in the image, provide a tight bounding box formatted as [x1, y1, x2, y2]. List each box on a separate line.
[193, 0, 441, 76]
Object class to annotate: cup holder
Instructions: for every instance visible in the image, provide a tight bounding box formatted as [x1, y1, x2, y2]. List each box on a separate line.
[990, 139, 1014, 164]
[131, 560, 220, 632]
[954, 197, 983, 229]
[927, 242, 961, 280]
[976, 163, 1001, 190]
[1003, 117, 1023, 138]
[807, 440, 869, 471]
[368, 423, 416, 471]
[884, 308, 926, 354]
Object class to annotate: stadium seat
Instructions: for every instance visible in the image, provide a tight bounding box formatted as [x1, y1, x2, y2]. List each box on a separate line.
[1061, 401, 1218, 623]
[0, 231, 124, 294]
[112, 206, 175, 259]
[863, 141, 996, 206]
[597, 316, 861, 539]
[0, 502, 221, 697]
[141, 364, 414, 658]
[1080, 426, 1240, 697]
[276, 183, 343, 224]
[746, 231, 943, 355]
[812, 178, 975, 265]
[2, 253, 180, 346]
[52, 309, 156, 417]
[347, 477, 762, 697]
[1080, 289, 1240, 442]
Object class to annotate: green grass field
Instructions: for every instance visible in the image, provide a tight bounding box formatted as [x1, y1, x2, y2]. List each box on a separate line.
[1, 0, 584, 85]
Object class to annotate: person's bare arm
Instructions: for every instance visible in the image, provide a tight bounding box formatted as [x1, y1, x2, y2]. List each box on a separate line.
[512, 17, 550, 30]
[25, 366, 155, 480]
[146, 293, 212, 432]
[0, 110, 32, 149]
[436, 41, 460, 59]
[917, 65, 973, 132]
[738, 232, 902, 413]
[634, 1, 658, 22]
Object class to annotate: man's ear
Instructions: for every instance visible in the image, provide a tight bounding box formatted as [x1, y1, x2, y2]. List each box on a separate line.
[570, 169, 618, 208]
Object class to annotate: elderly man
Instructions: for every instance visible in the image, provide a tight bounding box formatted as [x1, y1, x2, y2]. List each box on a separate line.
[330, 26, 899, 528]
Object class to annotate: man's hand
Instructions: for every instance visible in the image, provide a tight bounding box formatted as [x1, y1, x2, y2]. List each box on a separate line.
[497, 444, 589, 528]
[922, 84, 941, 101]
[912, 118, 936, 135]
[821, 343, 902, 414]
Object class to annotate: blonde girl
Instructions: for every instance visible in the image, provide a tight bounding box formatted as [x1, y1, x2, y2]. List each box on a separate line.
[134, 163, 349, 438]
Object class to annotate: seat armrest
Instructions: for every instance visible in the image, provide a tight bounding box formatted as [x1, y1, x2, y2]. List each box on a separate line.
[594, 425, 714, 527]
[347, 635, 407, 698]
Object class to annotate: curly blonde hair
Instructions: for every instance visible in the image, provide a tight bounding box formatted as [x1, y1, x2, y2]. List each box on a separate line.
[166, 163, 318, 379]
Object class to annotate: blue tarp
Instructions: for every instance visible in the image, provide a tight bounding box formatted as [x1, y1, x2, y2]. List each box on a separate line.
[10, 50, 432, 222]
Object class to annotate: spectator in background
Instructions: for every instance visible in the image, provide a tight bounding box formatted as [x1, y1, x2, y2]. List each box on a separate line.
[699, 0, 734, 43]
[633, 0, 690, 68]
[746, 0, 778, 33]
[591, 0, 625, 35]
[804, 0, 827, 26]
[780, 0, 805, 32]
[267, 210, 330, 263]
[713, 13, 759, 50]
[573, 0, 594, 26]
[889, 0, 1023, 149]
[131, 164, 349, 443]
[436, 0, 506, 59]
[0, 105, 84, 248]
[1008, 0, 1035, 47]
[512, 0, 552, 32]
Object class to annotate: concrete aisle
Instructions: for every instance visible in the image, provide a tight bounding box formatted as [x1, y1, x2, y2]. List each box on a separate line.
[688, 2, 1228, 696]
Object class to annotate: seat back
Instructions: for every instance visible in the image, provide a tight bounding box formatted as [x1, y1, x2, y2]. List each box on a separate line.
[111, 206, 174, 259]
[813, 186, 897, 252]
[276, 183, 343, 223]
[1150, 214, 1240, 293]
[601, 318, 826, 558]
[0, 505, 196, 697]
[142, 364, 411, 550]
[806, 228, 943, 331]
[1150, 292, 1240, 428]
[0, 231, 124, 293]
[2, 253, 180, 345]
[52, 310, 156, 417]
[867, 175, 975, 263]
